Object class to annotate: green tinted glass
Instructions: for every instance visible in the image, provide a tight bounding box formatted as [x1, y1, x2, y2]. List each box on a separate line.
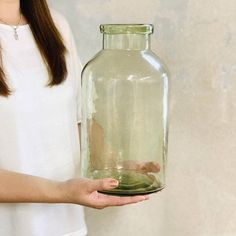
[100, 24, 154, 35]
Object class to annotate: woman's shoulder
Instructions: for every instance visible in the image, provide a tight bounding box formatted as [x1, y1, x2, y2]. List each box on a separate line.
[50, 9, 83, 75]
[50, 9, 72, 43]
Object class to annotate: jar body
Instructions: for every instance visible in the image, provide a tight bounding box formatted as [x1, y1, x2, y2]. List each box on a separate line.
[81, 32, 169, 195]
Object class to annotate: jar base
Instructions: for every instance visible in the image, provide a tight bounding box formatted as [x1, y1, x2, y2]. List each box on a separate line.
[98, 186, 164, 196]
[91, 169, 164, 196]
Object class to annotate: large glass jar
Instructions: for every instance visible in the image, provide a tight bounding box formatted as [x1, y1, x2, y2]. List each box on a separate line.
[81, 24, 169, 196]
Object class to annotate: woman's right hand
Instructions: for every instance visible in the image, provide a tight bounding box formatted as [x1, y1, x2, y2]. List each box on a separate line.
[59, 178, 149, 209]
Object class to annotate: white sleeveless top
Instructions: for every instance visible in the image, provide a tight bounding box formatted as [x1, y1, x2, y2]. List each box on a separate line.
[0, 10, 87, 236]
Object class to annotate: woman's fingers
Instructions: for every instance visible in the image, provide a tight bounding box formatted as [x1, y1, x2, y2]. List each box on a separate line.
[137, 162, 160, 173]
[122, 160, 160, 173]
[96, 193, 149, 208]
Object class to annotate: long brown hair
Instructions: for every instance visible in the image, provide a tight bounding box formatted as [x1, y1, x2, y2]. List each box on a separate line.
[0, 0, 67, 97]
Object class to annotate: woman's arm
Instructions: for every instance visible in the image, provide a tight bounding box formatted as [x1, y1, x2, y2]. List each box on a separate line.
[0, 124, 148, 208]
[0, 169, 62, 203]
[0, 169, 148, 208]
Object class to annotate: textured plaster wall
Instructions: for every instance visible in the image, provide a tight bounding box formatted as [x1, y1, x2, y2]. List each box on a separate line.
[48, 1, 236, 235]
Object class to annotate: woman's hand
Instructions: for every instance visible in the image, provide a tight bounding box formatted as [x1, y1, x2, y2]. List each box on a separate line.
[59, 178, 149, 209]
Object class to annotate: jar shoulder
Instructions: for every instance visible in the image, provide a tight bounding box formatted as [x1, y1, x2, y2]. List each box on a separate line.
[82, 50, 169, 79]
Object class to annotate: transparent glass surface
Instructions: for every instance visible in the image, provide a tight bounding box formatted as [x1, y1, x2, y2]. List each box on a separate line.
[81, 24, 169, 196]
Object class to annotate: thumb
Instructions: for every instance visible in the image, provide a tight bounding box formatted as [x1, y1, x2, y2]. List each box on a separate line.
[88, 178, 119, 192]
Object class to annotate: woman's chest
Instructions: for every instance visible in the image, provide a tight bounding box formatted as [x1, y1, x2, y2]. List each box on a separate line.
[0, 30, 77, 121]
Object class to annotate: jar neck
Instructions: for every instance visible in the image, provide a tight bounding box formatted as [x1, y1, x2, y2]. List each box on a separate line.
[103, 34, 150, 50]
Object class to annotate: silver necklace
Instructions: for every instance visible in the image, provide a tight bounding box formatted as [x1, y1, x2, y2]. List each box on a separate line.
[0, 13, 22, 40]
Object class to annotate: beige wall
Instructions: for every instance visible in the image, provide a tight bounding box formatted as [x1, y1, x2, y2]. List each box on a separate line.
[49, 1, 236, 235]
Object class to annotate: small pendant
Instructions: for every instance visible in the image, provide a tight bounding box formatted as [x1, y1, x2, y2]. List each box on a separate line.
[13, 27, 19, 40]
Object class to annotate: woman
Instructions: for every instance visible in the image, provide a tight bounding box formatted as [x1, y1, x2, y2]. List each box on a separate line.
[0, 0, 152, 235]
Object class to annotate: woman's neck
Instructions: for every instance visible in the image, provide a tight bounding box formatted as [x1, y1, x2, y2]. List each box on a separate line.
[0, 0, 23, 25]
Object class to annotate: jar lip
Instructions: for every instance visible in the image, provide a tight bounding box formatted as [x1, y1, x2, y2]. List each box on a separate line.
[100, 24, 154, 35]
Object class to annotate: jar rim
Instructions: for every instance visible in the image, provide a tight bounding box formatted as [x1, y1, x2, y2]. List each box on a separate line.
[100, 24, 154, 35]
